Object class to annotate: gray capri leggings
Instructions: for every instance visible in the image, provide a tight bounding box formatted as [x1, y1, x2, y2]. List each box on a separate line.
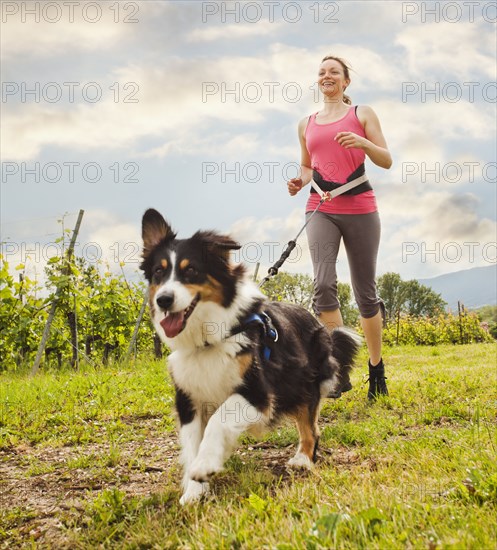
[305, 210, 382, 319]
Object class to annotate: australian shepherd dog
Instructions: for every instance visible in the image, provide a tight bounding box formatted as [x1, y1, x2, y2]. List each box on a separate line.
[140, 209, 360, 505]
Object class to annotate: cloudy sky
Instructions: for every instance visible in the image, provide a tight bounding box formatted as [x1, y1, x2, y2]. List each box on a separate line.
[1, 0, 496, 288]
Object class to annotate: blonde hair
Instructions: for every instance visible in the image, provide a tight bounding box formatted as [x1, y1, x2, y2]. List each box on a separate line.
[321, 55, 353, 105]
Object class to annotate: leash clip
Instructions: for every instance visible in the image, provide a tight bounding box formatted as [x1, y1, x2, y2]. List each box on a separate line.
[260, 312, 279, 343]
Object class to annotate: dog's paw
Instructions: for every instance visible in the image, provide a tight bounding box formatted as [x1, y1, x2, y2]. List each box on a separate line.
[189, 454, 223, 482]
[287, 452, 313, 470]
[180, 480, 210, 505]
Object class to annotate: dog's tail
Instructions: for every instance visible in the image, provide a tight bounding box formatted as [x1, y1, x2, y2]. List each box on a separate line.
[322, 327, 362, 397]
[330, 327, 362, 372]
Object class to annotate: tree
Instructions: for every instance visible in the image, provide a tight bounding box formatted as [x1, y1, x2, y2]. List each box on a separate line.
[377, 272, 406, 321]
[474, 305, 497, 340]
[474, 305, 497, 324]
[261, 272, 314, 311]
[377, 272, 446, 319]
[403, 280, 445, 317]
[337, 281, 360, 327]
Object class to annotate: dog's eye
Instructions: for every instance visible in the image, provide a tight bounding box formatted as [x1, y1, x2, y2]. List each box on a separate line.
[185, 266, 198, 277]
[154, 267, 163, 275]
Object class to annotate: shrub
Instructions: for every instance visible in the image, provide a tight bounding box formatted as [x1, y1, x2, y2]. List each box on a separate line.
[383, 312, 494, 346]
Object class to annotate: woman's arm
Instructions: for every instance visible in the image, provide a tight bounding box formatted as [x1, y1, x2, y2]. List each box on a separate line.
[335, 105, 392, 169]
[288, 117, 313, 195]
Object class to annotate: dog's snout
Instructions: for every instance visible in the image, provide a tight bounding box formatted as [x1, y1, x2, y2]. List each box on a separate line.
[156, 292, 174, 311]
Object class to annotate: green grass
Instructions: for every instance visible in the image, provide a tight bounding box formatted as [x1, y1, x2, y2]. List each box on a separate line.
[1, 344, 496, 548]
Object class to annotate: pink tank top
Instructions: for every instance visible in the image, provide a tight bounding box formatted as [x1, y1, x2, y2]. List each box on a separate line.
[304, 106, 377, 215]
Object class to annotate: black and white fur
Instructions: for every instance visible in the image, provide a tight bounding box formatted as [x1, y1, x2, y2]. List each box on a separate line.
[140, 209, 361, 505]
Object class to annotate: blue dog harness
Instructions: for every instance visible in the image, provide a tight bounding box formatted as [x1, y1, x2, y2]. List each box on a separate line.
[229, 311, 279, 361]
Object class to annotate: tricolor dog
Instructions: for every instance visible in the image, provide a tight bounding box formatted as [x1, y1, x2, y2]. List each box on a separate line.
[140, 209, 360, 504]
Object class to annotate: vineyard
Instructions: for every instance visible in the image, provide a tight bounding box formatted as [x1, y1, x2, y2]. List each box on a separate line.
[0, 253, 157, 372]
[0, 252, 494, 373]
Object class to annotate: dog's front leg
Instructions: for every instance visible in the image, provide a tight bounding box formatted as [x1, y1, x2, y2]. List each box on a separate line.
[176, 390, 210, 505]
[188, 393, 263, 482]
[178, 414, 211, 505]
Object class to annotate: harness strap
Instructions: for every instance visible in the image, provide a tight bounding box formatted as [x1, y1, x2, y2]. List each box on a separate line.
[310, 163, 372, 197]
[230, 312, 278, 360]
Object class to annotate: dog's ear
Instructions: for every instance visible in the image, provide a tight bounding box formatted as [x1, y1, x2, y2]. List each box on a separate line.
[210, 234, 242, 253]
[195, 231, 241, 261]
[142, 209, 176, 256]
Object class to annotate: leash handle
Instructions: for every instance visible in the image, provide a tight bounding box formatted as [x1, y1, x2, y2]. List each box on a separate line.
[258, 240, 297, 287]
[259, 195, 326, 288]
[268, 240, 296, 276]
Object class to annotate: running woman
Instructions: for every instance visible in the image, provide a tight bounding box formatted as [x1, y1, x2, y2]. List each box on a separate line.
[287, 55, 392, 400]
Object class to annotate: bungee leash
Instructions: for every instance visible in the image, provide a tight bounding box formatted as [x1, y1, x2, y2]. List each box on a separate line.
[258, 173, 369, 288]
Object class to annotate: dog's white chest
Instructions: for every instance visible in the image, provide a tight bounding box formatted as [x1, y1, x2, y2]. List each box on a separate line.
[169, 344, 244, 406]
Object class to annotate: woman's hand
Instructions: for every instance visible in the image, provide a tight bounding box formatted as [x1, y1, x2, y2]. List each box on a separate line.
[287, 178, 303, 196]
[334, 131, 368, 150]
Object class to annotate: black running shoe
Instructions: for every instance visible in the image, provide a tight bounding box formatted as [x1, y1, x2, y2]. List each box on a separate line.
[367, 359, 388, 400]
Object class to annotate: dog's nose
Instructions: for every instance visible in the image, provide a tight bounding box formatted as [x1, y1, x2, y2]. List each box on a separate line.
[156, 292, 174, 311]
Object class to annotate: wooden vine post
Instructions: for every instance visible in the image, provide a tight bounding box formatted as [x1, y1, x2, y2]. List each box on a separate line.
[124, 290, 149, 363]
[30, 210, 85, 376]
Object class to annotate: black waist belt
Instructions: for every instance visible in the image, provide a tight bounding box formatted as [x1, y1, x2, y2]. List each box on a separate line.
[310, 163, 373, 196]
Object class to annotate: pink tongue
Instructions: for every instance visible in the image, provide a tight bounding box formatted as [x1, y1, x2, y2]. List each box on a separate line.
[160, 312, 185, 338]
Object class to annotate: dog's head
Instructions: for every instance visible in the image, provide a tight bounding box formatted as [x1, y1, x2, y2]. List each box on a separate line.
[140, 209, 245, 339]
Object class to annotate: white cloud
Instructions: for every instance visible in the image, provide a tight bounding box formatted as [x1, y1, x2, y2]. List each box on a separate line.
[5, 34, 493, 162]
[0, 3, 134, 60]
[142, 132, 261, 160]
[378, 184, 496, 277]
[1, 43, 404, 161]
[187, 21, 284, 42]
[1, 57, 276, 161]
[372, 99, 495, 188]
[385, 188, 494, 238]
[83, 209, 141, 267]
[395, 20, 497, 80]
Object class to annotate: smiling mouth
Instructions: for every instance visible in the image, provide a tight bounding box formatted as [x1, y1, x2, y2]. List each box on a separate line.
[160, 293, 200, 338]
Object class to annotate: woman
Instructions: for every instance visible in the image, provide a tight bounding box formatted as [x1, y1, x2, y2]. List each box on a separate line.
[287, 55, 392, 400]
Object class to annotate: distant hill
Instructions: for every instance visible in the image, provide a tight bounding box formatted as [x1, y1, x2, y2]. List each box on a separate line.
[418, 265, 497, 311]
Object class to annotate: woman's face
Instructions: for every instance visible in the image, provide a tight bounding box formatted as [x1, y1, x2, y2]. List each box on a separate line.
[318, 59, 350, 97]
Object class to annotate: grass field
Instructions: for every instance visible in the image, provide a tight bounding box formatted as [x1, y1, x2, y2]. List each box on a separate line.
[1, 343, 496, 549]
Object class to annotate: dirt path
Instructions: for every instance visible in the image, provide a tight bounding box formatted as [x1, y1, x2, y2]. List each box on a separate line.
[0, 421, 179, 547]
[0, 418, 360, 548]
